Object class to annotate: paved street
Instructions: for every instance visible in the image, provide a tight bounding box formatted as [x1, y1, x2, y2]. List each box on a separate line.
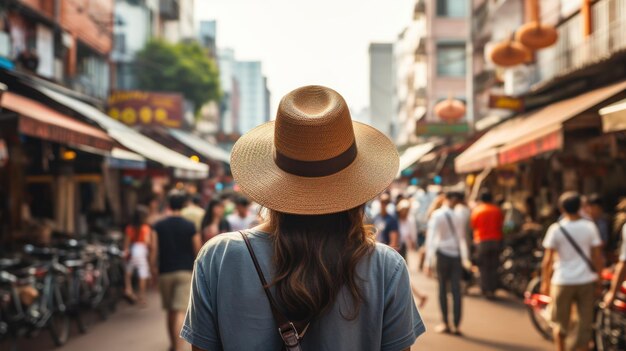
[13, 256, 552, 351]
[407, 258, 552, 351]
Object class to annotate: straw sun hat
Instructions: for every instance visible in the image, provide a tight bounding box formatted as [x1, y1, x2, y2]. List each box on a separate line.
[230, 85, 399, 215]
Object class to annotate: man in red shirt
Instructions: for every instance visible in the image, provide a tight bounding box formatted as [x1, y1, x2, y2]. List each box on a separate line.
[471, 191, 504, 299]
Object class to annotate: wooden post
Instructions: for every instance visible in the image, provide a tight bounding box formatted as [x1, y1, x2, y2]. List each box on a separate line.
[582, 0, 592, 37]
[526, 0, 540, 22]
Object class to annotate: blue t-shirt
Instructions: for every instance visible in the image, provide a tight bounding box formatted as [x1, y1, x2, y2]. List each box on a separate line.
[181, 230, 425, 351]
[374, 214, 400, 245]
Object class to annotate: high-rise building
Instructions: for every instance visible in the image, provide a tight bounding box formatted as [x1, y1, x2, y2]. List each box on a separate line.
[199, 20, 217, 57]
[263, 76, 271, 122]
[217, 48, 238, 134]
[369, 43, 395, 138]
[235, 61, 269, 134]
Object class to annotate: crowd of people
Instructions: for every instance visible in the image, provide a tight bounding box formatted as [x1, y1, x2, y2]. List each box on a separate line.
[117, 183, 626, 351]
[369, 186, 626, 351]
[117, 85, 626, 351]
[367, 188, 503, 336]
[121, 191, 262, 351]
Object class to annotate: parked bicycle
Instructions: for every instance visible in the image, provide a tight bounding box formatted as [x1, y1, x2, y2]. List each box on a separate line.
[0, 229, 126, 350]
[499, 229, 544, 297]
[595, 270, 626, 351]
[524, 269, 626, 349]
[0, 248, 70, 350]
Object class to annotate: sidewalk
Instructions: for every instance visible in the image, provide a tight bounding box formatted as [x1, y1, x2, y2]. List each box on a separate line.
[15, 292, 177, 351]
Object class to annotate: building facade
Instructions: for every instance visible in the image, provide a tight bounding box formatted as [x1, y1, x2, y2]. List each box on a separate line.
[1, 0, 114, 100]
[424, 0, 468, 122]
[457, 0, 626, 214]
[112, 0, 160, 90]
[395, 4, 428, 146]
[159, 0, 196, 43]
[369, 43, 395, 138]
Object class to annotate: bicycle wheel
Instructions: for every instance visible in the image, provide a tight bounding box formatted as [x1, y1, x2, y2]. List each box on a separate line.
[525, 277, 554, 341]
[47, 280, 70, 346]
[595, 307, 626, 351]
[106, 260, 124, 313]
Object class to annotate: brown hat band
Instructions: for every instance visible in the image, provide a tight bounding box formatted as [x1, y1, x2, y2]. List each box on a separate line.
[274, 142, 358, 177]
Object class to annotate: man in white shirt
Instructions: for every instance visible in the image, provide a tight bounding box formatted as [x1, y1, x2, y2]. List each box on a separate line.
[604, 220, 626, 307]
[425, 192, 471, 336]
[540, 192, 603, 351]
[226, 196, 258, 232]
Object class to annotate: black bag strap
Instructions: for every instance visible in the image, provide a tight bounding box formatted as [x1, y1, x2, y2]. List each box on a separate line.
[239, 231, 309, 350]
[558, 223, 596, 273]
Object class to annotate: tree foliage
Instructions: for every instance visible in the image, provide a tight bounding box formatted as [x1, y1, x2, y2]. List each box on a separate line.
[134, 40, 220, 114]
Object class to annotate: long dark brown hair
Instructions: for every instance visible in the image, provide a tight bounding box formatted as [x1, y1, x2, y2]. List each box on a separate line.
[267, 205, 375, 322]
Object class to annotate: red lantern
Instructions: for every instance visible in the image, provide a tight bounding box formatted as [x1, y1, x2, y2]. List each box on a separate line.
[516, 21, 558, 50]
[434, 97, 466, 123]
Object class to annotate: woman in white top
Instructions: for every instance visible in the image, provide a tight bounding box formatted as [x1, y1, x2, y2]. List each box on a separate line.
[397, 199, 427, 308]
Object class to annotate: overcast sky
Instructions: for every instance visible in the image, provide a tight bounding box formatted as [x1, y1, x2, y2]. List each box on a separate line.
[195, 0, 413, 114]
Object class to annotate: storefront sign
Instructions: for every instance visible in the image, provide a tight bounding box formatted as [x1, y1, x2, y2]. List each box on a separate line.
[488, 94, 525, 112]
[498, 130, 562, 165]
[0, 139, 8, 167]
[415, 122, 469, 136]
[107, 91, 184, 128]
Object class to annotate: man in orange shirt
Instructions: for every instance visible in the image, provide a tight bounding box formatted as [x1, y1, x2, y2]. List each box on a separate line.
[471, 191, 504, 299]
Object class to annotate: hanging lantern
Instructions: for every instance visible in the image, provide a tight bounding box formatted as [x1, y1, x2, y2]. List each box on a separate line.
[516, 21, 558, 50]
[434, 96, 466, 123]
[489, 39, 529, 67]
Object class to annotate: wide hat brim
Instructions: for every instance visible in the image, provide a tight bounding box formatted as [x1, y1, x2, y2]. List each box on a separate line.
[231, 121, 399, 215]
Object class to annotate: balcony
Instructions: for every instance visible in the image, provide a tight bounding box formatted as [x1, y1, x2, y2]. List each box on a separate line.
[160, 0, 180, 20]
[535, 0, 626, 88]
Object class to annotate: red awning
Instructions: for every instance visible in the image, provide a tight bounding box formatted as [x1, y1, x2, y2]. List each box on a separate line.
[456, 80, 626, 173]
[2, 92, 114, 151]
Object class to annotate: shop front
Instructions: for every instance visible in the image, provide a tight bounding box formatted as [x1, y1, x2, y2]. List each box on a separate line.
[456, 80, 626, 221]
[0, 89, 114, 244]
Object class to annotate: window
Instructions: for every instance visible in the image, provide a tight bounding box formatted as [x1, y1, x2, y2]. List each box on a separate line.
[436, 0, 467, 17]
[114, 34, 126, 54]
[436, 42, 466, 77]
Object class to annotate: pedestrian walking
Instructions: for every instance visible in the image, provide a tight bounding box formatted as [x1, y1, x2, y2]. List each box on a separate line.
[123, 205, 152, 306]
[425, 191, 471, 336]
[150, 191, 202, 351]
[200, 197, 231, 243]
[583, 193, 610, 249]
[540, 192, 603, 351]
[470, 191, 504, 299]
[181, 85, 424, 351]
[181, 194, 206, 233]
[226, 195, 258, 231]
[373, 193, 401, 251]
[397, 199, 417, 254]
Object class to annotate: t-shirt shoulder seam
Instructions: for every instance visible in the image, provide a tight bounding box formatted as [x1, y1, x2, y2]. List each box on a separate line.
[388, 256, 406, 285]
